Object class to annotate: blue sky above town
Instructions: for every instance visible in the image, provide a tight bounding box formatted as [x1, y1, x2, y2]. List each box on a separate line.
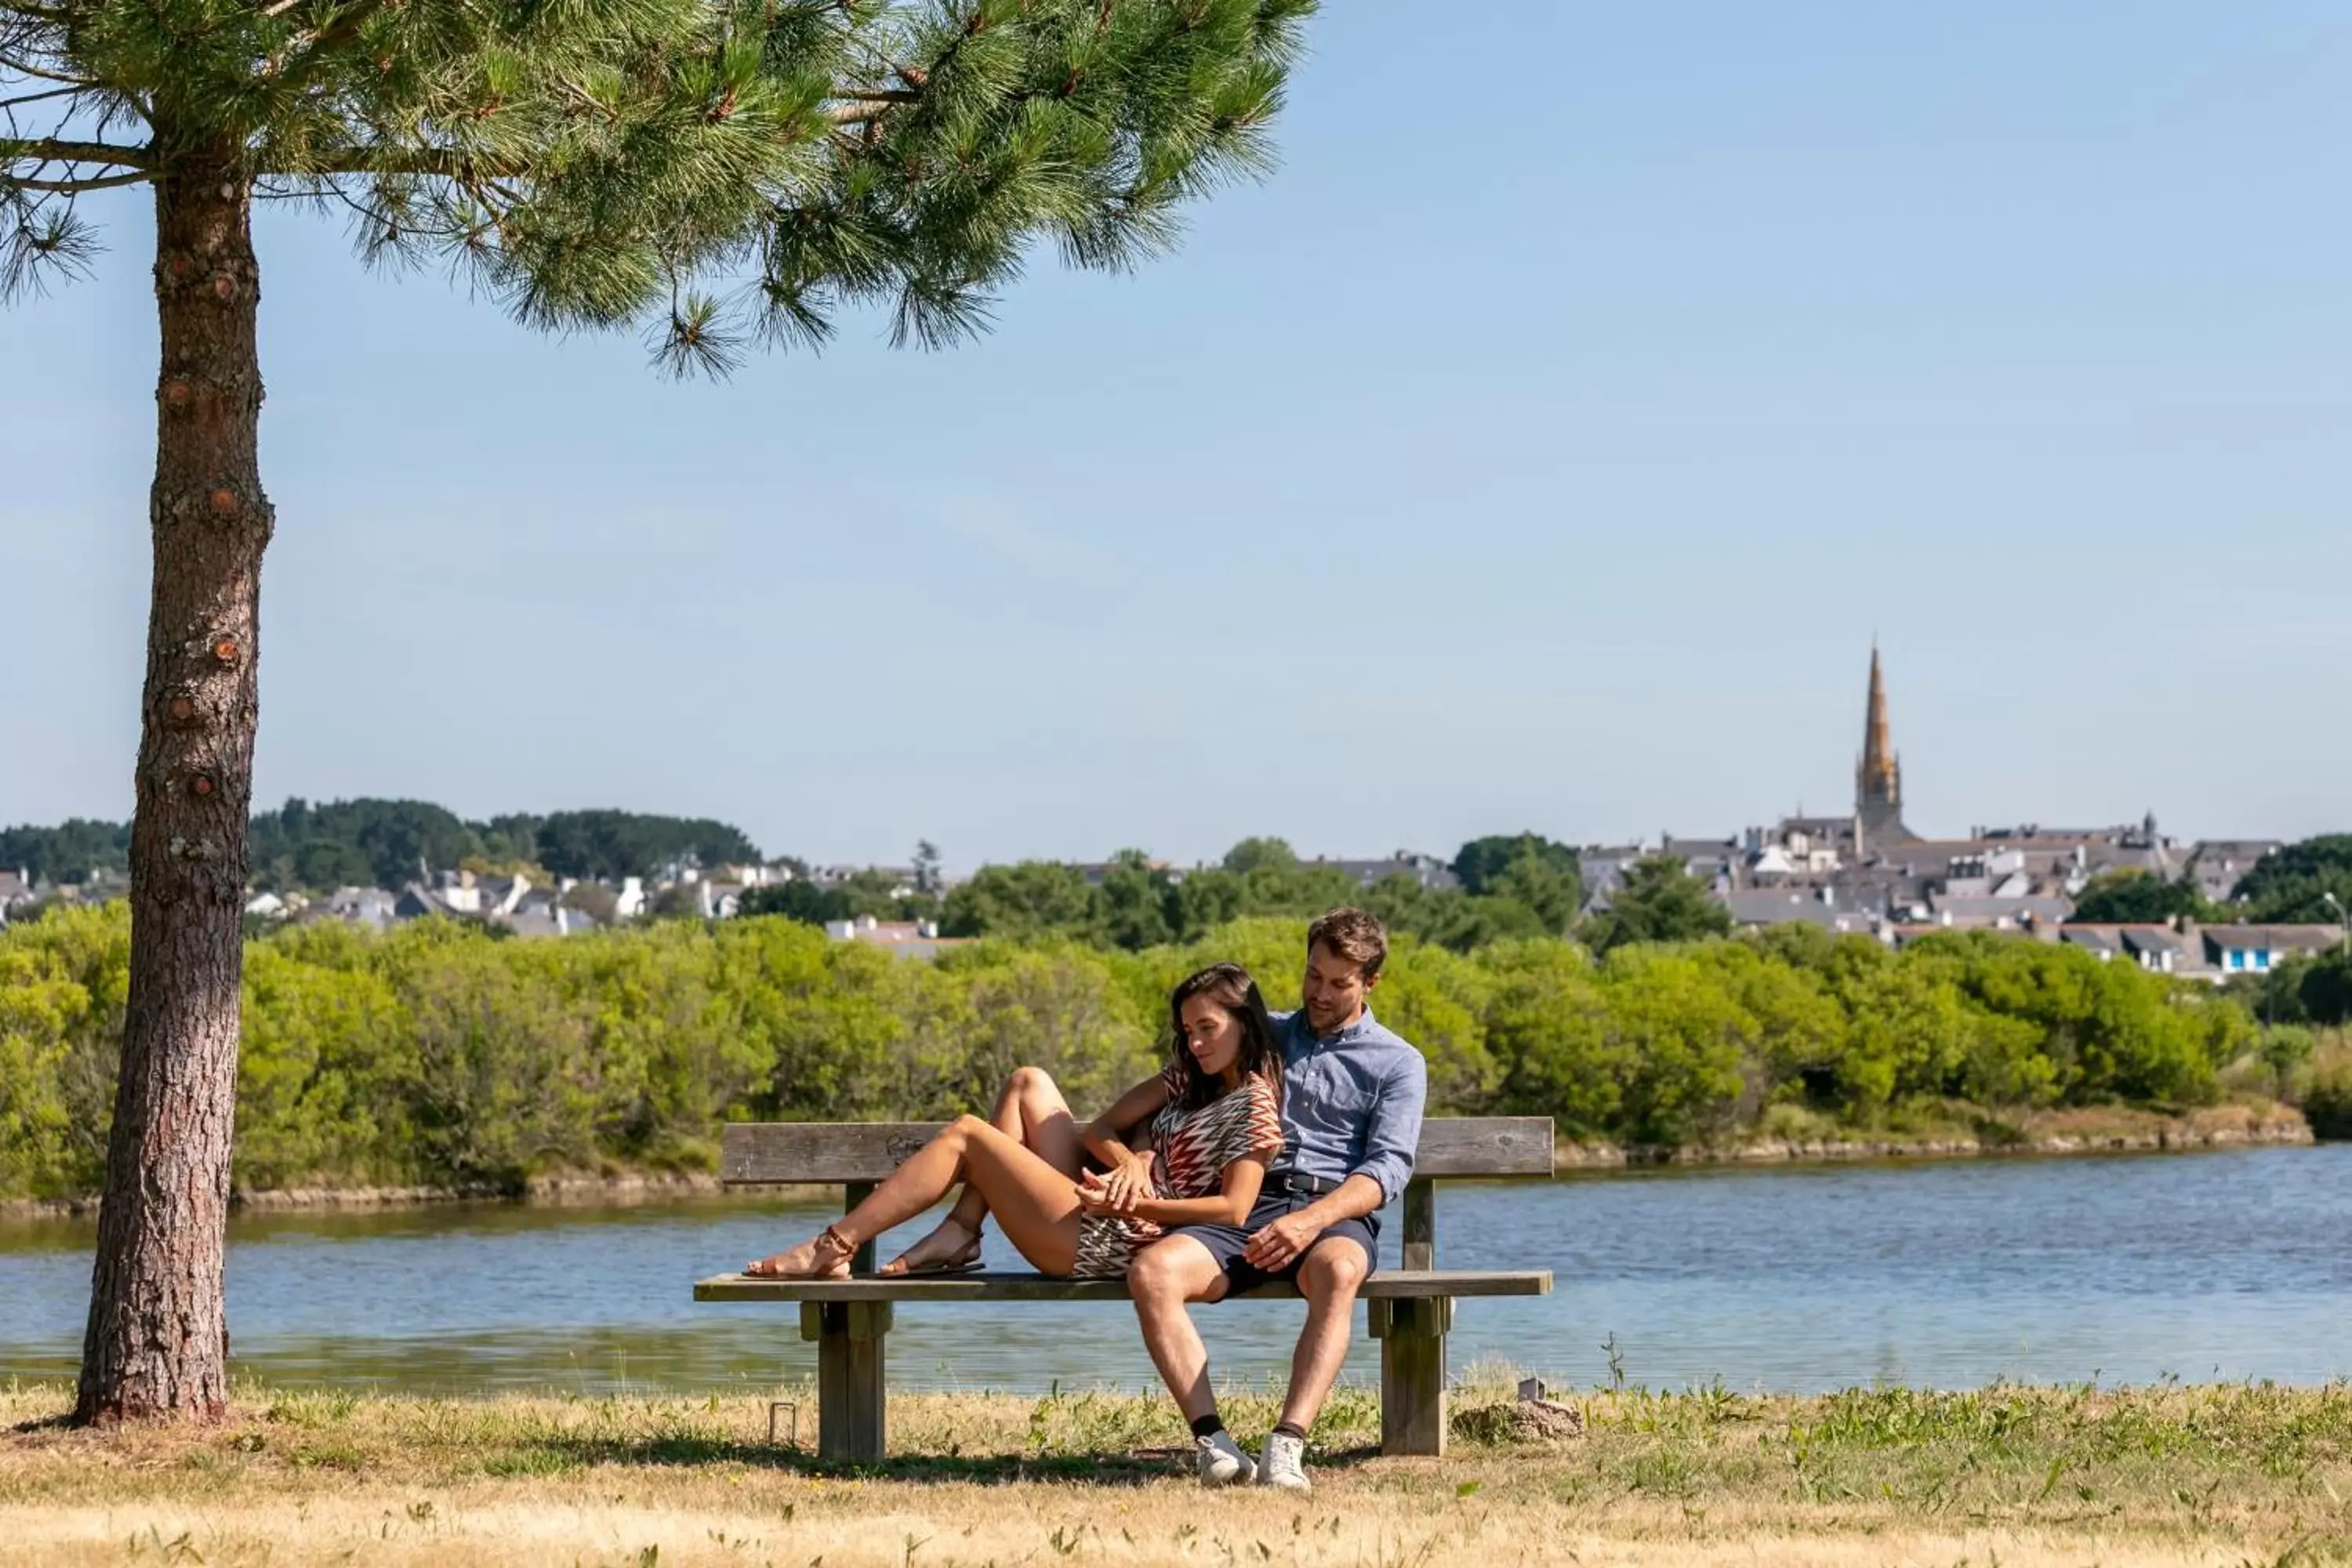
[5, 1, 2349, 870]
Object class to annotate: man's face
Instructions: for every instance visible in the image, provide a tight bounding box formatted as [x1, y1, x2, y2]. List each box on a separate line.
[1301, 942, 1377, 1036]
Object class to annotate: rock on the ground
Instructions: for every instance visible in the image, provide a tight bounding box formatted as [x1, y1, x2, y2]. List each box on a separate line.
[1450, 1398, 1584, 1444]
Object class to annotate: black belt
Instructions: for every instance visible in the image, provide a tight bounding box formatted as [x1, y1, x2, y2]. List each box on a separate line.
[1272, 1171, 1341, 1197]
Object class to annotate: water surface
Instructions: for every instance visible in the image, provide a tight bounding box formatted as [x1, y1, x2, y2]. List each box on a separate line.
[5, 1145, 2347, 1395]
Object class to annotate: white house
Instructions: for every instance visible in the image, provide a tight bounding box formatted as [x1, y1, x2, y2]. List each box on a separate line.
[2197, 924, 2340, 977]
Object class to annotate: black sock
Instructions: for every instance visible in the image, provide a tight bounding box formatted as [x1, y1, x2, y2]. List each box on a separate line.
[1274, 1421, 1308, 1443]
[1190, 1414, 1228, 1440]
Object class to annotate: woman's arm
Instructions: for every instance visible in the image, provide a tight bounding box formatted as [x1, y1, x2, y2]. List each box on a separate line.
[1081, 1073, 1174, 1210]
[1120, 1155, 1270, 1230]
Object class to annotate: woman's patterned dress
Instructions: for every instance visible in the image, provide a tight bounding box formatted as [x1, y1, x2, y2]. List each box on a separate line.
[1069, 1071, 1283, 1279]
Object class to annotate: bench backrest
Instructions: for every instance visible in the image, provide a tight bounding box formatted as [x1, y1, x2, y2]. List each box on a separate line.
[721, 1116, 1555, 1185]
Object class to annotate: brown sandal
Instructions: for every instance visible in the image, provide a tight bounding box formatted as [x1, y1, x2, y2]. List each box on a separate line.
[877, 1220, 985, 1278]
[745, 1224, 858, 1279]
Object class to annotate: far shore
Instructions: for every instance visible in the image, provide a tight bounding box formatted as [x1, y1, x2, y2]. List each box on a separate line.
[1562, 1098, 2314, 1167]
[2, 1102, 2319, 1223]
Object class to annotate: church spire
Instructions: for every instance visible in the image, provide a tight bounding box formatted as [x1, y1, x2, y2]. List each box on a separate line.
[1856, 642, 1906, 847]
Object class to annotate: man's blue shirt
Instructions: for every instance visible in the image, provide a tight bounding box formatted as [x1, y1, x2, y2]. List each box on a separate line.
[1265, 1005, 1427, 1204]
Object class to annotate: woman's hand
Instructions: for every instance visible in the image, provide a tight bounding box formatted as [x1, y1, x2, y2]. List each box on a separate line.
[1075, 1171, 1130, 1216]
[1076, 1153, 1153, 1216]
[1098, 1150, 1155, 1214]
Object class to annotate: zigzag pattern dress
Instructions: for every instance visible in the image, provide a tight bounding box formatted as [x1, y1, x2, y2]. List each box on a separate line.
[1069, 1071, 1284, 1279]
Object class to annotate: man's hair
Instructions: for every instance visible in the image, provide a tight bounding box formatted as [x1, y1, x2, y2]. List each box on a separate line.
[1307, 906, 1388, 982]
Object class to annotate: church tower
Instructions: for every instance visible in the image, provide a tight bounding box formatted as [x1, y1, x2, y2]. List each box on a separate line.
[1855, 644, 1909, 848]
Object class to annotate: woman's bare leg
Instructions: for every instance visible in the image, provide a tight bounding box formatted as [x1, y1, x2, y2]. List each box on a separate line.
[750, 1115, 1085, 1278]
[883, 1066, 1083, 1276]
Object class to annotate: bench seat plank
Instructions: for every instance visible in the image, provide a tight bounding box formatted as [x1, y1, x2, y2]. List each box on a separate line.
[722, 1116, 1554, 1185]
[694, 1267, 1550, 1304]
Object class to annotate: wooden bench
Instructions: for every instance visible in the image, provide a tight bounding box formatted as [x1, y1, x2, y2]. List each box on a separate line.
[695, 1116, 1554, 1463]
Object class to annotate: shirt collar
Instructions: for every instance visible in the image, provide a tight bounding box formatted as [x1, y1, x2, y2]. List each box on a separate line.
[1301, 1005, 1377, 1047]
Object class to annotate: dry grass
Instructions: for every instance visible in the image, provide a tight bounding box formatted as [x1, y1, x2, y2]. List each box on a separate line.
[6, 1377, 2352, 1566]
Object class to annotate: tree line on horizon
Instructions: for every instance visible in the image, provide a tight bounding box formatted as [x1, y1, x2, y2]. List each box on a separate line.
[753, 832, 1603, 954]
[9, 902, 2343, 1209]
[0, 800, 764, 892]
[743, 832, 2352, 968]
[15, 804, 2352, 958]
[3, 804, 1604, 949]
[16, 800, 2347, 909]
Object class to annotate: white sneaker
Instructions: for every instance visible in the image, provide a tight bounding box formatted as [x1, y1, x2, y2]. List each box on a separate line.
[1195, 1428, 1256, 1486]
[1258, 1430, 1312, 1493]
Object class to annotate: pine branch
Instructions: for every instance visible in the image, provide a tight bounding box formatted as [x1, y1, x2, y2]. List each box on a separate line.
[552, 74, 621, 124]
[269, 0, 391, 88]
[299, 146, 526, 178]
[0, 85, 84, 111]
[8, 0, 1319, 354]
[9, 165, 148, 191]
[1, 179, 100, 299]
[296, 0, 390, 56]
[0, 56, 96, 89]
[1, 136, 152, 170]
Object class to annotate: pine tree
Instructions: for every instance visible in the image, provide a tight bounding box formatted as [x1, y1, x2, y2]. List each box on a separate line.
[3, 0, 1313, 1424]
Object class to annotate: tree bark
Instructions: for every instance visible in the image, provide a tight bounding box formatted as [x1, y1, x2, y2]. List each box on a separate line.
[74, 150, 271, 1425]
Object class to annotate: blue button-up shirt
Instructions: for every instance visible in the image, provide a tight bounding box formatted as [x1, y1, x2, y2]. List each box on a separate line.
[1266, 1006, 1427, 1204]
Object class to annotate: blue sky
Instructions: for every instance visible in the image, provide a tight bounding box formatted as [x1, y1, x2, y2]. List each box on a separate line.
[5, 2, 2349, 871]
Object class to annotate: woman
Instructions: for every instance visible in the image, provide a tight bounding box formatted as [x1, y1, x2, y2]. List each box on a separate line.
[744, 963, 1284, 1282]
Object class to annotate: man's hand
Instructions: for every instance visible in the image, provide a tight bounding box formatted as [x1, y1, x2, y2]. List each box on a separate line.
[1242, 1209, 1323, 1272]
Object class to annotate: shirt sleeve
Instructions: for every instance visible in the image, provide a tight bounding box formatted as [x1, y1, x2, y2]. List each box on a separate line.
[1348, 1049, 1428, 1204]
[1244, 1077, 1286, 1159]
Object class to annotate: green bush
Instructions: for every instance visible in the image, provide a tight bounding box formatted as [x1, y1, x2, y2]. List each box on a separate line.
[2255, 1025, 2318, 1102]
[0, 905, 2283, 1200]
[2302, 1047, 2352, 1142]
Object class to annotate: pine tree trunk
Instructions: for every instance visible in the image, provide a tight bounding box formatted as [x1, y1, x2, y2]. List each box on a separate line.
[74, 154, 270, 1425]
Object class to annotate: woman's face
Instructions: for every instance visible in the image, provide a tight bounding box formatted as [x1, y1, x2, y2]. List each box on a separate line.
[1178, 994, 1246, 1082]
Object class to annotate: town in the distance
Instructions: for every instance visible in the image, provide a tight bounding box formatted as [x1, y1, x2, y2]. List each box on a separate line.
[5, 646, 2346, 984]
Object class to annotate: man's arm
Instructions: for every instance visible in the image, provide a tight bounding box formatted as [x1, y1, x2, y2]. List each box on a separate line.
[1348, 1048, 1428, 1203]
[1242, 1052, 1428, 1270]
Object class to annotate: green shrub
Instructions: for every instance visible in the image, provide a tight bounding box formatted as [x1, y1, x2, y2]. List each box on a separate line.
[0, 904, 2284, 1200]
[2302, 1047, 2352, 1142]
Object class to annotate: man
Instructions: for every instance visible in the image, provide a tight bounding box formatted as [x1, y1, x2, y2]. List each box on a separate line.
[1125, 906, 1427, 1493]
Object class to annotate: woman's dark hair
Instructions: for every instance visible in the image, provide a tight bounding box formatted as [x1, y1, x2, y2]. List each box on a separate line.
[1167, 963, 1283, 1112]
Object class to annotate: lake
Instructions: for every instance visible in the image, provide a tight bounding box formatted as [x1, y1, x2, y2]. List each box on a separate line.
[4, 1144, 2348, 1396]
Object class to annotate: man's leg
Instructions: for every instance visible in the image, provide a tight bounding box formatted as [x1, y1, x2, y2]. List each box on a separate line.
[1277, 1234, 1370, 1433]
[1131, 1234, 1255, 1485]
[1127, 1235, 1228, 1424]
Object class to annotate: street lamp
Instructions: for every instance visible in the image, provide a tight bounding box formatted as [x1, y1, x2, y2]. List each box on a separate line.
[2325, 891, 2350, 956]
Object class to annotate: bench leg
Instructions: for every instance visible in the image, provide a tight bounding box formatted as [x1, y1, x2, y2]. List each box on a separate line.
[1370, 1298, 1451, 1457]
[801, 1301, 891, 1463]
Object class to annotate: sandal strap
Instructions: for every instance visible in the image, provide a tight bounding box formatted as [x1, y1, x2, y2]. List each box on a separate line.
[821, 1224, 857, 1260]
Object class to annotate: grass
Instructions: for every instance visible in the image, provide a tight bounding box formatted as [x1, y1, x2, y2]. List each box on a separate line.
[8, 1378, 2352, 1566]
